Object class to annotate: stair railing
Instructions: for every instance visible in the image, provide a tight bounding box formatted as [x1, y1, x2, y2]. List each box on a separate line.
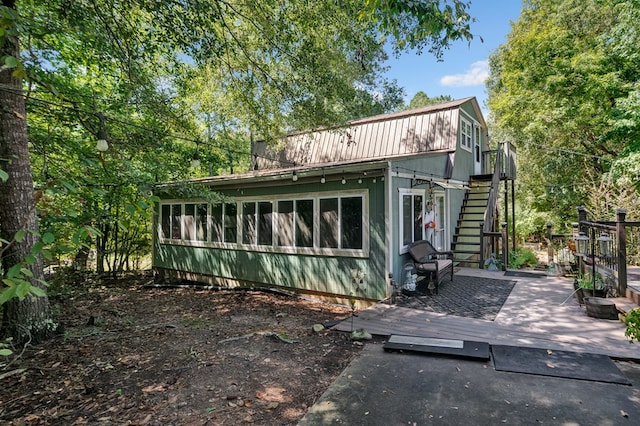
[479, 143, 507, 269]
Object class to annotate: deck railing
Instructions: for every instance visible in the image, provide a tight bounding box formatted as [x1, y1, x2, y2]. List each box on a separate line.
[482, 142, 517, 179]
[577, 207, 640, 295]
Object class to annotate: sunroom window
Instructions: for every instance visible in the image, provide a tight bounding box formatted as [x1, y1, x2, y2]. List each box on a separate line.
[242, 201, 274, 246]
[277, 199, 314, 248]
[171, 204, 182, 239]
[160, 204, 171, 239]
[224, 202, 237, 243]
[184, 203, 208, 241]
[211, 202, 237, 243]
[319, 196, 363, 250]
[242, 202, 256, 244]
[258, 201, 273, 246]
[295, 199, 314, 247]
[159, 192, 366, 256]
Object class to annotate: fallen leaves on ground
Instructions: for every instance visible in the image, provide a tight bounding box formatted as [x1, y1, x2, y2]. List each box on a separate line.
[0, 272, 362, 425]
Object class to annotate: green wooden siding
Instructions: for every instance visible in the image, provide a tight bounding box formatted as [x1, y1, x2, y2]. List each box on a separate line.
[153, 177, 388, 300]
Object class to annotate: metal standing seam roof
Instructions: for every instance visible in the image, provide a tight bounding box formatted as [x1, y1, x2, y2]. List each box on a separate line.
[253, 97, 477, 171]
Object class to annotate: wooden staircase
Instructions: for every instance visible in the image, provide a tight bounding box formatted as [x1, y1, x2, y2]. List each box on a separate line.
[451, 142, 517, 269]
[452, 178, 492, 267]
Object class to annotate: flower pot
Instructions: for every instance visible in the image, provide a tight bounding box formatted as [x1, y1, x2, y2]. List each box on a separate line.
[575, 288, 593, 305]
[584, 297, 619, 320]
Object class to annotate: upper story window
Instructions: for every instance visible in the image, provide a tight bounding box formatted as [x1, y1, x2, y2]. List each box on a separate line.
[460, 118, 473, 152]
[474, 125, 482, 162]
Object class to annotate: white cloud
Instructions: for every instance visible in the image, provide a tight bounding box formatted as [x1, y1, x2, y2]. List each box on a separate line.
[440, 61, 489, 87]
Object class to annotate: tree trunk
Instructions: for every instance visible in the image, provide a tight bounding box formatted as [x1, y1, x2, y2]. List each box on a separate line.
[0, 0, 54, 344]
[72, 245, 90, 271]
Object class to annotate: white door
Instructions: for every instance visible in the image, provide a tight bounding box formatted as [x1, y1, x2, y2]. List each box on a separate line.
[433, 192, 446, 251]
[474, 125, 482, 175]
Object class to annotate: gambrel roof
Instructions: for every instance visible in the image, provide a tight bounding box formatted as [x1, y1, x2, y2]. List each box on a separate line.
[252, 97, 482, 171]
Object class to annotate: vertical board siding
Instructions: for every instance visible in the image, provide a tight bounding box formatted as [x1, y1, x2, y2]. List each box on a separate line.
[254, 99, 476, 169]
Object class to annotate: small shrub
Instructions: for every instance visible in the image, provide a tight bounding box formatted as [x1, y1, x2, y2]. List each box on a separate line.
[509, 247, 540, 269]
[625, 308, 640, 343]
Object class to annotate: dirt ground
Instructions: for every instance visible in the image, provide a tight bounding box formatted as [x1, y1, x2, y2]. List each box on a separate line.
[0, 272, 367, 425]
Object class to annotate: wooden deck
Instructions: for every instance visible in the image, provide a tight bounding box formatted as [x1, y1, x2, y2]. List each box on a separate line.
[335, 268, 640, 360]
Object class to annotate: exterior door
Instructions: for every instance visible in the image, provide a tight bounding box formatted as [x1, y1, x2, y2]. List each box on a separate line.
[474, 125, 482, 175]
[433, 192, 446, 251]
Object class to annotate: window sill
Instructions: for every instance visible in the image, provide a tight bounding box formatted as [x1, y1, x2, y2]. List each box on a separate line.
[159, 240, 370, 258]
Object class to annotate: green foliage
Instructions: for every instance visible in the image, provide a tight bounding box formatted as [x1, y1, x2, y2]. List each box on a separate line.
[625, 307, 640, 343]
[0, 338, 12, 357]
[2, 0, 479, 280]
[508, 247, 540, 270]
[487, 0, 640, 222]
[0, 229, 53, 305]
[575, 272, 605, 290]
[512, 204, 549, 243]
[362, 0, 474, 58]
[1, 0, 479, 338]
[407, 91, 453, 109]
[155, 181, 223, 205]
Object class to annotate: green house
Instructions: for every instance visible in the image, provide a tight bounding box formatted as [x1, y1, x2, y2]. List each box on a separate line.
[152, 97, 516, 304]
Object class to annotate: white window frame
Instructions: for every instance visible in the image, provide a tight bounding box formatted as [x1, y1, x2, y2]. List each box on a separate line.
[241, 200, 274, 247]
[460, 117, 473, 152]
[317, 194, 366, 251]
[398, 188, 425, 253]
[275, 198, 314, 248]
[158, 190, 369, 258]
[159, 202, 184, 242]
[183, 202, 209, 242]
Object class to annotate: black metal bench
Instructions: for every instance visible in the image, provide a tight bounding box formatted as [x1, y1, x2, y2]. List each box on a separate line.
[407, 240, 454, 294]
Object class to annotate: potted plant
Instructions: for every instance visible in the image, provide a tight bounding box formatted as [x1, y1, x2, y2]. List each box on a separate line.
[574, 272, 606, 305]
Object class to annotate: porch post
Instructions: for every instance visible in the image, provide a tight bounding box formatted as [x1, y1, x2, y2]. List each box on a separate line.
[577, 206, 588, 278]
[504, 180, 509, 255]
[501, 222, 508, 271]
[479, 222, 485, 269]
[577, 206, 587, 231]
[617, 208, 628, 296]
[511, 180, 516, 253]
[546, 222, 553, 266]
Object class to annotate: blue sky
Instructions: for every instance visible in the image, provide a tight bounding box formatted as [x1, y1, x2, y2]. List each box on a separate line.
[383, 1, 524, 114]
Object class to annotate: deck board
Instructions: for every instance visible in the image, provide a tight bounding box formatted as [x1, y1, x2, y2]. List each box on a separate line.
[334, 269, 640, 360]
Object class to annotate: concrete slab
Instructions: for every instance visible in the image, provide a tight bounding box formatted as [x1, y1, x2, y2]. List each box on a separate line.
[300, 344, 640, 426]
